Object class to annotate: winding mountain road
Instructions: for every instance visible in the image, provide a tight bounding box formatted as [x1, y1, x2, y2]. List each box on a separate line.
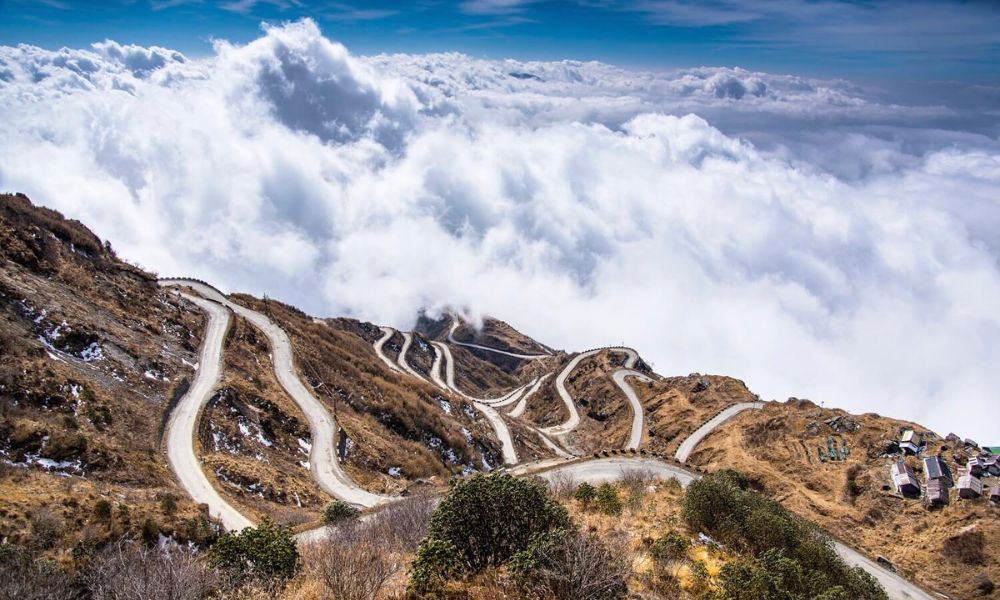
[611, 369, 652, 450]
[374, 326, 402, 373]
[428, 340, 520, 465]
[160, 279, 386, 507]
[447, 320, 551, 360]
[396, 331, 424, 380]
[507, 373, 551, 418]
[160, 284, 935, 598]
[164, 293, 252, 531]
[674, 401, 765, 463]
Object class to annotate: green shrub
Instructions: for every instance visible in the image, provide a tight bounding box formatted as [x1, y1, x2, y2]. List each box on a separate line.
[574, 482, 596, 507]
[683, 471, 888, 600]
[160, 494, 177, 516]
[649, 531, 690, 562]
[408, 473, 570, 593]
[408, 537, 467, 595]
[322, 500, 360, 525]
[210, 520, 297, 582]
[594, 483, 622, 516]
[93, 499, 112, 523]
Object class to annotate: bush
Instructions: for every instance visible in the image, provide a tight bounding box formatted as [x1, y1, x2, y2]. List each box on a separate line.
[594, 483, 622, 516]
[649, 531, 690, 562]
[86, 539, 218, 600]
[94, 499, 113, 523]
[408, 473, 570, 592]
[408, 537, 466, 595]
[683, 471, 888, 600]
[210, 520, 298, 583]
[574, 482, 596, 507]
[368, 495, 435, 552]
[547, 471, 578, 501]
[307, 521, 399, 600]
[0, 543, 77, 600]
[510, 529, 630, 600]
[160, 494, 178, 516]
[322, 500, 360, 525]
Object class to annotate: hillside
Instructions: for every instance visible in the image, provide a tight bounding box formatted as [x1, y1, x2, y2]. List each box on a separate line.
[1, 192, 996, 599]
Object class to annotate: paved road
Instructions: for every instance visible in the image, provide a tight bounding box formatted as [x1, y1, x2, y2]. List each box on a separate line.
[536, 456, 697, 486]
[429, 340, 520, 465]
[508, 373, 551, 418]
[611, 369, 652, 450]
[674, 401, 765, 463]
[542, 349, 598, 435]
[160, 279, 386, 508]
[164, 293, 253, 532]
[396, 331, 425, 380]
[374, 326, 402, 373]
[447, 319, 551, 360]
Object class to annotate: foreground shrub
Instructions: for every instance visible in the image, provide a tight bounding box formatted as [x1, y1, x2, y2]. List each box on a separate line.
[368, 495, 436, 552]
[510, 529, 630, 600]
[322, 500, 360, 525]
[408, 473, 570, 593]
[86, 539, 217, 600]
[683, 471, 887, 600]
[210, 520, 298, 583]
[574, 482, 596, 507]
[0, 543, 76, 600]
[307, 521, 399, 600]
[594, 483, 623, 516]
[649, 531, 690, 562]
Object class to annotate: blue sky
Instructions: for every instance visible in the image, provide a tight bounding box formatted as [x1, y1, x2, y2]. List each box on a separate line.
[1, 0, 999, 80]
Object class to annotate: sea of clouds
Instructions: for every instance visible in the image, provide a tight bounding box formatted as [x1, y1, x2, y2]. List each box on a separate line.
[1, 19, 998, 440]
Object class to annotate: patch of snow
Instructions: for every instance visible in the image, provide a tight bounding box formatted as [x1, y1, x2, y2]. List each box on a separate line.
[461, 427, 473, 443]
[388, 466, 401, 477]
[297, 438, 312, 454]
[427, 436, 442, 449]
[80, 342, 103, 362]
[439, 399, 452, 415]
[444, 448, 458, 463]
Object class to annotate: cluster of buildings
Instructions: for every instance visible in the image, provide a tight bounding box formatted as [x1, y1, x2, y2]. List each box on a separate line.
[889, 430, 1000, 508]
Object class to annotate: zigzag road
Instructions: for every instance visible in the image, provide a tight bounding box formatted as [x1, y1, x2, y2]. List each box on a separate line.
[160, 279, 386, 508]
[161, 285, 935, 598]
[163, 292, 252, 531]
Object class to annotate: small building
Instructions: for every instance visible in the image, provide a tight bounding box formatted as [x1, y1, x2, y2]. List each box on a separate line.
[891, 461, 920, 498]
[900, 430, 923, 455]
[968, 457, 984, 477]
[990, 485, 1000, 505]
[923, 455, 953, 487]
[926, 479, 949, 508]
[957, 474, 984, 500]
[985, 456, 1000, 477]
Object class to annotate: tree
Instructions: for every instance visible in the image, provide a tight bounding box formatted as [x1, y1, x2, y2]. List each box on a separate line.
[594, 483, 622, 516]
[210, 520, 298, 583]
[322, 500, 360, 525]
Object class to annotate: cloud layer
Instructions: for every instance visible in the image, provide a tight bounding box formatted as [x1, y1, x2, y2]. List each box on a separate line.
[1, 19, 998, 441]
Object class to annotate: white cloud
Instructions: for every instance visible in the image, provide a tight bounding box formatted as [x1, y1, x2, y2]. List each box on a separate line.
[1, 19, 998, 442]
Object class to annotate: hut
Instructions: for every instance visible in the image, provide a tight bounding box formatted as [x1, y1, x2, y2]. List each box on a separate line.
[923, 455, 953, 487]
[990, 485, 1000, 505]
[890, 461, 920, 498]
[957, 474, 983, 500]
[967, 457, 984, 477]
[926, 479, 949, 508]
[985, 456, 1000, 477]
[900, 430, 923, 455]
